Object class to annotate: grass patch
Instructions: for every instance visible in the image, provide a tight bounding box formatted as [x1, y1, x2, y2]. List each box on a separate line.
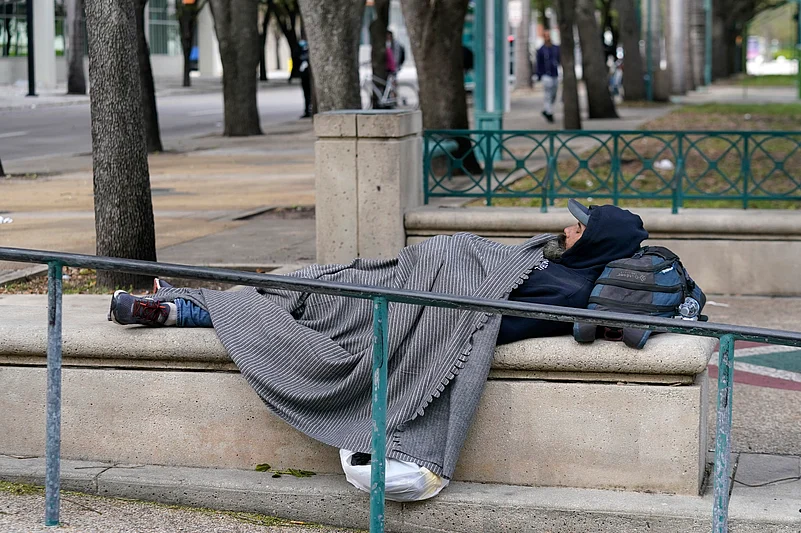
[457, 104, 801, 209]
[737, 75, 797, 87]
[0, 267, 246, 295]
[0, 481, 44, 496]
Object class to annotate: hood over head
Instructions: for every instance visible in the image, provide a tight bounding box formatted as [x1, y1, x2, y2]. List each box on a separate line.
[558, 202, 648, 277]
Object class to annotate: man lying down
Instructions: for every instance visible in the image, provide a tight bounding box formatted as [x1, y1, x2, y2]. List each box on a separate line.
[108, 200, 648, 501]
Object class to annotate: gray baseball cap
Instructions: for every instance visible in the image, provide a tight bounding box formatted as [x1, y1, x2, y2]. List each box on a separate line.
[568, 199, 590, 226]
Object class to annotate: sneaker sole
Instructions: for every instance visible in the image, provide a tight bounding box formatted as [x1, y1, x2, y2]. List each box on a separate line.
[108, 289, 126, 325]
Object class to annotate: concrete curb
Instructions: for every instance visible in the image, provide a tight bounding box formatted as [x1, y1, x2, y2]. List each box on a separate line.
[0, 80, 294, 112]
[1, 455, 799, 532]
[0, 265, 49, 286]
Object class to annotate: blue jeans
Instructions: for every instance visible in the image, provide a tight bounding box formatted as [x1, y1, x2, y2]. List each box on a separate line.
[175, 298, 213, 328]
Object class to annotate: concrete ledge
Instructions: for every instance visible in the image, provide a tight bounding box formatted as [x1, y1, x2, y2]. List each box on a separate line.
[494, 334, 716, 377]
[2, 456, 799, 532]
[0, 366, 709, 493]
[0, 295, 714, 494]
[405, 206, 801, 238]
[1, 295, 714, 378]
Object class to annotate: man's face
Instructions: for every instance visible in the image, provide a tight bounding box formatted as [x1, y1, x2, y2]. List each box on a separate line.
[544, 31, 551, 46]
[563, 222, 585, 250]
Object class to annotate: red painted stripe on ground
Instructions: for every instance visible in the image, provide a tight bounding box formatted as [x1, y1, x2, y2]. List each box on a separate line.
[708, 366, 801, 392]
[713, 340, 770, 351]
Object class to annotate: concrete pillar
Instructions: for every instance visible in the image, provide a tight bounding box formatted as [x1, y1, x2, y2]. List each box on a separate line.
[33, 0, 57, 89]
[668, 0, 686, 94]
[313, 110, 423, 263]
[197, 4, 222, 77]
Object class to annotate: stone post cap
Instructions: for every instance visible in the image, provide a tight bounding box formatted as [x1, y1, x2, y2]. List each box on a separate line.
[314, 109, 422, 139]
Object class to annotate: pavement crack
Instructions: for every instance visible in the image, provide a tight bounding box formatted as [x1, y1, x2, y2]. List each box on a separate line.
[74, 463, 145, 493]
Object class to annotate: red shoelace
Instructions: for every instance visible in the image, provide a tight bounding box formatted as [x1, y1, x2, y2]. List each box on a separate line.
[133, 299, 168, 325]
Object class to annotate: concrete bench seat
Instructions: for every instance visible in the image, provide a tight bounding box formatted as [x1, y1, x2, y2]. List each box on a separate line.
[0, 295, 715, 495]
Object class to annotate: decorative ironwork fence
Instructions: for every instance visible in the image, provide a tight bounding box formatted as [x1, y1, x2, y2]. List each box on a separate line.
[424, 130, 801, 213]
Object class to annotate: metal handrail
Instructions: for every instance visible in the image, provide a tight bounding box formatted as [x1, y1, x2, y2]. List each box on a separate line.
[2, 246, 797, 533]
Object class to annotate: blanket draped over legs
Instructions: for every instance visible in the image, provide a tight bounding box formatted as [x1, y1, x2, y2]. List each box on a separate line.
[156, 233, 551, 478]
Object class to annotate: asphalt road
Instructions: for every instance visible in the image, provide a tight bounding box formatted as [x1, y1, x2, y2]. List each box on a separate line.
[0, 84, 305, 162]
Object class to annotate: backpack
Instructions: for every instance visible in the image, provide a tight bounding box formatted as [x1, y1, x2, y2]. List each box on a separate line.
[573, 246, 706, 349]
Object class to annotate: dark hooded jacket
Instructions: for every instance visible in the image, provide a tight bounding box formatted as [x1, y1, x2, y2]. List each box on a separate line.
[497, 205, 648, 345]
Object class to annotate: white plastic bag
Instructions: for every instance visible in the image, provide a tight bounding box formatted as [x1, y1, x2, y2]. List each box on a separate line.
[339, 449, 449, 502]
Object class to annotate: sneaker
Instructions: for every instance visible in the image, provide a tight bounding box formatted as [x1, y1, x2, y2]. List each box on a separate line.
[108, 290, 170, 326]
[152, 278, 174, 293]
[545, 112, 555, 124]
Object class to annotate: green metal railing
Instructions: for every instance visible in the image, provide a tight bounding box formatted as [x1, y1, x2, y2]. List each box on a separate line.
[3, 247, 801, 533]
[424, 130, 801, 213]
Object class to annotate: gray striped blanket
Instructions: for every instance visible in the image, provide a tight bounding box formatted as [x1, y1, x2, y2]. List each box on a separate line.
[156, 233, 550, 477]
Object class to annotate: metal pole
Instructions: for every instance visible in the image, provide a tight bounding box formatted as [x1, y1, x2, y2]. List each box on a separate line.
[712, 334, 735, 532]
[474, 0, 486, 115]
[646, 0, 653, 101]
[44, 261, 63, 526]
[704, 0, 712, 86]
[26, 0, 36, 97]
[369, 297, 389, 533]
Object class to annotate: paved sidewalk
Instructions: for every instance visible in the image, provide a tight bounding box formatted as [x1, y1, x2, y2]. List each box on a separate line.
[0, 119, 317, 274]
[0, 484, 359, 533]
[1, 454, 798, 532]
[0, 73, 292, 112]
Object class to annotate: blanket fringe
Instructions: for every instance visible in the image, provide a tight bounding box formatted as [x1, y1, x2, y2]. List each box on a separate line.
[389, 240, 543, 468]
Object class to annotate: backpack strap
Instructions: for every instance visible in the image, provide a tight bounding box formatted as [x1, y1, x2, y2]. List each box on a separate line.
[640, 246, 679, 262]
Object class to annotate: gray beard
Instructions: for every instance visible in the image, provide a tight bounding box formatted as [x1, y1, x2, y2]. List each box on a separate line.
[542, 235, 567, 262]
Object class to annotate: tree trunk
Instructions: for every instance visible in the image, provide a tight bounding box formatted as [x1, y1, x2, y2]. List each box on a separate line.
[209, 0, 262, 136]
[66, 0, 87, 94]
[401, 0, 480, 172]
[84, 0, 157, 290]
[258, 3, 272, 81]
[297, 0, 364, 111]
[369, 0, 389, 108]
[690, 0, 705, 87]
[133, 0, 163, 153]
[514, 2, 532, 90]
[684, 0, 695, 91]
[555, 0, 582, 130]
[666, 0, 686, 94]
[600, 0, 617, 53]
[616, 0, 646, 101]
[711, 8, 729, 80]
[576, 0, 618, 118]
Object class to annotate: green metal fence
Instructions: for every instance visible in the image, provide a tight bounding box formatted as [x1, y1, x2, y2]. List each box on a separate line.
[424, 130, 801, 213]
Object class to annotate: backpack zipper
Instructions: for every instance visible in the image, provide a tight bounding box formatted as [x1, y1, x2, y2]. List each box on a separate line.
[596, 278, 684, 293]
[605, 259, 675, 272]
[589, 296, 678, 314]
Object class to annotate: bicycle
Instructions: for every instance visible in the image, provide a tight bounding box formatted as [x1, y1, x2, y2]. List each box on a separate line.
[360, 72, 419, 110]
